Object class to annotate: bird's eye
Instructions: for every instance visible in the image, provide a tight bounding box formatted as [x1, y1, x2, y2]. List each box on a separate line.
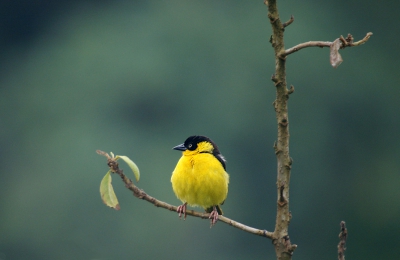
[188, 144, 192, 148]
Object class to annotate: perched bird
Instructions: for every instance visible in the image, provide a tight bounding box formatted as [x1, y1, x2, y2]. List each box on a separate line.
[171, 135, 229, 225]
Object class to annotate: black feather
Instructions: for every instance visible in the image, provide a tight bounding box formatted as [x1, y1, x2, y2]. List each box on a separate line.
[183, 135, 226, 170]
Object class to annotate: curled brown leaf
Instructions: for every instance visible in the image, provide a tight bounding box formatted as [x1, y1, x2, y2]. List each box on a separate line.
[330, 38, 343, 68]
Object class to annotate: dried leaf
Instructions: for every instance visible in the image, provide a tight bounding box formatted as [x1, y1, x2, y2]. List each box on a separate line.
[116, 155, 140, 182]
[100, 171, 120, 210]
[330, 38, 343, 68]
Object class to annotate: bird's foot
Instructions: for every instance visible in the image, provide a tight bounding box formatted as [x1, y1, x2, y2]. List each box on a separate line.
[177, 203, 187, 220]
[209, 206, 219, 227]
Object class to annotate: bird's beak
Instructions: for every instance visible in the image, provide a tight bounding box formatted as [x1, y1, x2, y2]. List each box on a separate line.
[172, 143, 187, 151]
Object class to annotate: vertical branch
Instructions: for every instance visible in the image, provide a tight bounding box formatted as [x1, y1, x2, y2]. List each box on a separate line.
[266, 0, 296, 259]
[338, 221, 348, 260]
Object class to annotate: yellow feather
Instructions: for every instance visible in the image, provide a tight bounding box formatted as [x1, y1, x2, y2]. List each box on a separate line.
[171, 140, 229, 212]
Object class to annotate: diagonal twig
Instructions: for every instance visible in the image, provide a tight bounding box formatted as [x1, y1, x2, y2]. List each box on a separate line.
[97, 150, 274, 239]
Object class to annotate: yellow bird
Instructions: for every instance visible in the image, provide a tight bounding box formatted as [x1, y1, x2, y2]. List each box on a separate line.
[171, 135, 229, 225]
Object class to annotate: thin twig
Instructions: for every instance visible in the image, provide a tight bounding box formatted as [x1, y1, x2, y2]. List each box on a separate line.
[97, 150, 274, 239]
[282, 15, 294, 28]
[283, 32, 373, 57]
[284, 41, 332, 56]
[352, 32, 373, 46]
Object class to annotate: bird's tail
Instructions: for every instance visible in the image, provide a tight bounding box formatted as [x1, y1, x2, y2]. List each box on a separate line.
[206, 205, 223, 215]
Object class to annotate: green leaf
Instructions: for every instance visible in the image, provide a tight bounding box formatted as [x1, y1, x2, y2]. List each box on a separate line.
[100, 171, 120, 210]
[116, 155, 140, 182]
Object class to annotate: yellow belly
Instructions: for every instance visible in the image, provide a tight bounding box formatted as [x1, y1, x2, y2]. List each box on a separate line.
[171, 153, 229, 209]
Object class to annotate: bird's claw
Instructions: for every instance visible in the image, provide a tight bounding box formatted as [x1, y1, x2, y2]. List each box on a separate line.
[177, 203, 187, 220]
[209, 207, 219, 227]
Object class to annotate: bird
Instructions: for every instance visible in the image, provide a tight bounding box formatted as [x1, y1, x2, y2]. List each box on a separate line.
[171, 135, 229, 226]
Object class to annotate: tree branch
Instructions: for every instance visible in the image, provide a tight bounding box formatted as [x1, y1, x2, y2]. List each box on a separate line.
[338, 221, 348, 260]
[266, 0, 296, 259]
[97, 150, 274, 239]
[266, 2, 369, 258]
[283, 32, 373, 57]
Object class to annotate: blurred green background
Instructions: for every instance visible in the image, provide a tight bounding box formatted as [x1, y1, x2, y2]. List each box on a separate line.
[0, 1, 398, 259]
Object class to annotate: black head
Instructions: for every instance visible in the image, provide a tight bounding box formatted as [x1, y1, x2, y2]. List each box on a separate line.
[173, 135, 226, 169]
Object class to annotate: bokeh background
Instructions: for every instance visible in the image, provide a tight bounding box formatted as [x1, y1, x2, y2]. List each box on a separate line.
[1, 1, 399, 259]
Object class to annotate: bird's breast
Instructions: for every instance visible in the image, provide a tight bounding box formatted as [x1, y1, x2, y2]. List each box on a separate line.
[171, 153, 229, 208]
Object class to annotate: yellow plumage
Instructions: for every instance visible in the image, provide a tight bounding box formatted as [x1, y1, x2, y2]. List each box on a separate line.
[171, 136, 229, 225]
